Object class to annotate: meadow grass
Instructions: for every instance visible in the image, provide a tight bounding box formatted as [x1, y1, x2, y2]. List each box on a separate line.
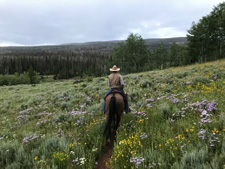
[0, 59, 225, 168]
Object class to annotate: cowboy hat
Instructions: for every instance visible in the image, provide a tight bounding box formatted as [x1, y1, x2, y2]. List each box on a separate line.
[110, 65, 120, 71]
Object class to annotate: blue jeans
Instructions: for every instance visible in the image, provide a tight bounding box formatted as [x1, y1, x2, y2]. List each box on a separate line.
[103, 88, 128, 113]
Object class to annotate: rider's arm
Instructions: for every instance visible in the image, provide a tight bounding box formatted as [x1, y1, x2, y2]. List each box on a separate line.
[108, 78, 111, 87]
[120, 75, 124, 88]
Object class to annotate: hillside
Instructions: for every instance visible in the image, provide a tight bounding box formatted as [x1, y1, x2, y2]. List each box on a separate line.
[0, 37, 187, 54]
[1, 59, 225, 168]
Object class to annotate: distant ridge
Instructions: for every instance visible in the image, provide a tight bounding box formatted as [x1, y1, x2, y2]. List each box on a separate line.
[0, 37, 187, 54]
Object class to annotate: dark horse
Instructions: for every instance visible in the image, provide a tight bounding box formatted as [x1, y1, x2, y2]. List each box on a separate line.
[104, 93, 124, 141]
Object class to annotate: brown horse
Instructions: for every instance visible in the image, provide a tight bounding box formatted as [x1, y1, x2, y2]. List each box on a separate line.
[104, 93, 124, 140]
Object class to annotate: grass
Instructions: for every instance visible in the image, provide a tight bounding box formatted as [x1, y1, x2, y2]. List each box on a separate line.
[1, 59, 225, 168]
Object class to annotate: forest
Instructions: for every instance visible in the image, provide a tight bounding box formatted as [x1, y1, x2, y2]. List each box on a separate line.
[0, 2, 224, 83]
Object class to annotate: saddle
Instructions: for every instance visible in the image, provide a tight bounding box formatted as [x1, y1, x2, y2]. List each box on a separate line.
[104, 89, 127, 102]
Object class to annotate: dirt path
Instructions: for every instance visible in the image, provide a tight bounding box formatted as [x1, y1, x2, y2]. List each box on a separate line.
[95, 138, 114, 169]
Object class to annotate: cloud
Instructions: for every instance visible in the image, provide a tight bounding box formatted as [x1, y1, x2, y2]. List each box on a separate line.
[0, 0, 224, 46]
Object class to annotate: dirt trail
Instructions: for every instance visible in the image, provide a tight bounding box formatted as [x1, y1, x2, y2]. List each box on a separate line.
[95, 138, 114, 169]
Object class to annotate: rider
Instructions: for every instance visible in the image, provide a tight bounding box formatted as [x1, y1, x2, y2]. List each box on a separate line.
[103, 65, 129, 113]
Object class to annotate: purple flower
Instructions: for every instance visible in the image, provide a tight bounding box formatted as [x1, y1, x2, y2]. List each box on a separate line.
[71, 110, 86, 116]
[137, 111, 147, 117]
[17, 115, 28, 120]
[147, 104, 152, 108]
[72, 158, 79, 163]
[168, 96, 180, 103]
[140, 133, 148, 139]
[23, 134, 39, 143]
[198, 129, 206, 135]
[130, 157, 145, 168]
[207, 101, 217, 111]
[186, 81, 192, 85]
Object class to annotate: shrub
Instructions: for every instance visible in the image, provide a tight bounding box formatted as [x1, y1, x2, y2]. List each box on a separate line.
[139, 79, 153, 88]
[160, 103, 175, 120]
[172, 145, 211, 169]
[192, 76, 210, 86]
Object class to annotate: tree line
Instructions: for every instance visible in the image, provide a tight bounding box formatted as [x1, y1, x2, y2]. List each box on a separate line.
[112, 34, 189, 74]
[113, 2, 225, 74]
[0, 2, 224, 81]
[0, 50, 109, 79]
[187, 2, 225, 63]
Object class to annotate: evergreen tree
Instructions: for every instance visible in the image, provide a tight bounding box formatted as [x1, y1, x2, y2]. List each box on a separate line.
[187, 2, 225, 63]
[28, 66, 36, 85]
[113, 33, 150, 73]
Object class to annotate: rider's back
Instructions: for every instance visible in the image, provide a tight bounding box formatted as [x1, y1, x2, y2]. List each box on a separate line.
[108, 73, 123, 89]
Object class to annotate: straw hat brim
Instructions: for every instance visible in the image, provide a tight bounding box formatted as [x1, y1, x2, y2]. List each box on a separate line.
[110, 68, 120, 71]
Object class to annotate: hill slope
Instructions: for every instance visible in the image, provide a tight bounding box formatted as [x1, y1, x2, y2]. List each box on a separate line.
[0, 59, 224, 168]
[0, 37, 187, 54]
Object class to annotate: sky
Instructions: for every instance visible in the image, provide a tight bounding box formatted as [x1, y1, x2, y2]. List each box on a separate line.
[0, 0, 224, 46]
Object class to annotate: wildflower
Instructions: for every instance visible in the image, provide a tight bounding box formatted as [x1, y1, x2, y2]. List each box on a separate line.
[34, 156, 38, 160]
[140, 133, 148, 139]
[130, 157, 144, 168]
[92, 148, 98, 152]
[23, 134, 39, 143]
[72, 158, 79, 163]
[147, 104, 152, 108]
[186, 81, 192, 85]
[70, 151, 75, 155]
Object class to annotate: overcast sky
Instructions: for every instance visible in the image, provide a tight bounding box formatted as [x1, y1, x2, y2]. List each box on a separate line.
[0, 0, 224, 46]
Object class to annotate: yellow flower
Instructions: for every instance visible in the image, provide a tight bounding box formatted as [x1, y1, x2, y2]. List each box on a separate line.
[34, 156, 38, 160]
[190, 129, 194, 132]
[178, 134, 182, 139]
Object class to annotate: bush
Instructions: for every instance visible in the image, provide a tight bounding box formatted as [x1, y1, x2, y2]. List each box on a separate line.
[0, 72, 41, 86]
[172, 145, 211, 169]
[0, 141, 34, 169]
[160, 103, 176, 120]
[139, 79, 153, 88]
[192, 76, 210, 86]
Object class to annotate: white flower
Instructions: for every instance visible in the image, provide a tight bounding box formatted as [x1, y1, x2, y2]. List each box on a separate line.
[70, 151, 75, 155]
[92, 148, 98, 152]
[79, 157, 86, 165]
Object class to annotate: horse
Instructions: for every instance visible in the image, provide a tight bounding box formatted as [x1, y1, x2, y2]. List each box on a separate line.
[103, 93, 124, 141]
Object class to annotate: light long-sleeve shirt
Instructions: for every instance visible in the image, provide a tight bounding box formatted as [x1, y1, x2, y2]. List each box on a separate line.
[108, 72, 124, 88]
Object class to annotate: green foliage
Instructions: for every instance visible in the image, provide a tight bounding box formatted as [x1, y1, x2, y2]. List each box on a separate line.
[160, 103, 175, 120]
[192, 76, 210, 86]
[113, 33, 150, 73]
[1, 59, 225, 168]
[187, 2, 225, 63]
[0, 141, 33, 169]
[0, 72, 41, 86]
[172, 145, 211, 169]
